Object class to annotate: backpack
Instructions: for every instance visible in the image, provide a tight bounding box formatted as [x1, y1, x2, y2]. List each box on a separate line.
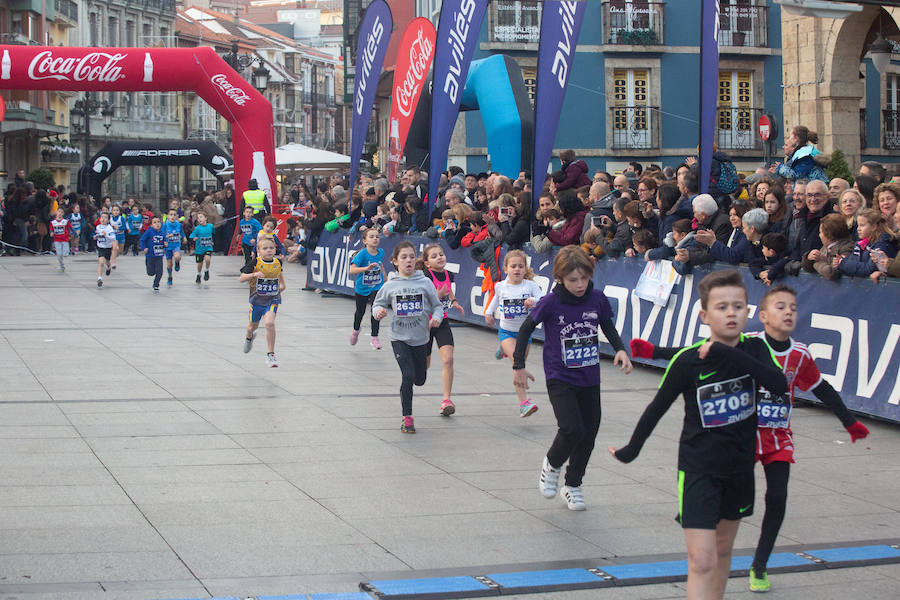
[716, 160, 738, 194]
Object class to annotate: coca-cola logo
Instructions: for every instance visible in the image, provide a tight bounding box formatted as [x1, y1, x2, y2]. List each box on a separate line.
[28, 51, 127, 83]
[396, 27, 433, 118]
[211, 74, 251, 106]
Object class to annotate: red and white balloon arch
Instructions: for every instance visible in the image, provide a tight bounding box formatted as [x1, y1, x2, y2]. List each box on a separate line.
[0, 45, 276, 214]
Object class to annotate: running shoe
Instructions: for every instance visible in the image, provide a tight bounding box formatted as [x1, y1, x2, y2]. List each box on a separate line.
[203, 270, 210, 281]
[266, 352, 278, 368]
[495, 346, 505, 360]
[112, 264, 117, 270]
[152, 286, 159, 294]
[105, 267, 111, 276]
[196, 274, 201, 284]
[401, 415, 416, 434]
[174, 261, 180, 272]
[370, 336, 382, 350]
[439, 399, 456, 417]
[561, 485, 586, 511]
[349, 329, 360, 345]
[748, 567, 770, 593]
[59, 267, 65, 272]
[519, 399, 538, 418]
[539, 456, 560, 498]
[167, 276, 173, 286]
[243, 332, 255, 353]
[97, 278, 103, 288]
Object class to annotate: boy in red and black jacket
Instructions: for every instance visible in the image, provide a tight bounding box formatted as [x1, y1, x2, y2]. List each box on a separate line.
[460, 211, 489, 248]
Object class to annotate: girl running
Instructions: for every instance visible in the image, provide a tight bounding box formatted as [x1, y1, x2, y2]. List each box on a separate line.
[373, 242, 443, 434]
[348, 228, 385, 349]
[418, 244, 464, 416]
[109, 205, 126, 269]
[485, 249, 544, 417]
[512, 245, 632, 510]
[93, 212, 117, 288]
[189, 212, 215, 284]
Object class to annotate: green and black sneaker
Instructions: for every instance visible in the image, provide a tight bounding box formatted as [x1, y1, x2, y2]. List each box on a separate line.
[749, 567, 770, 593]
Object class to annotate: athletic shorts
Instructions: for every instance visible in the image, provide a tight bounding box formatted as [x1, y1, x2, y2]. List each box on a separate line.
[499, 326, 531, 344]
[249, 302, 278, 323]
[165, 247, 181, 259]
[757, 427, 795, 465]
[195, 252, 212, 263]
[427, 318, 453, 356]
[97, 247, 112, 261]
[116, 233, 125, 244]
[676, 470, 754, 529]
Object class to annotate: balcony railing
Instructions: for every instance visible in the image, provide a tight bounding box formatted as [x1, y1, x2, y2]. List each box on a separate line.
[716, 107, 762, 150]
[142, 0, 175, 12]
[603, 1, 664, 46]
[719, 3, 767, 48]
[884, 110, 900, 150]
[611, 106, 660, 149]
[301, 91, 312, 105]
[326, 94, 336, 107]
[488, 1, 541, 44]
[55, 0, 78, 23]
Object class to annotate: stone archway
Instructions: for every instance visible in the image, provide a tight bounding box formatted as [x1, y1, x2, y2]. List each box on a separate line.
[781, 6, 900, 169]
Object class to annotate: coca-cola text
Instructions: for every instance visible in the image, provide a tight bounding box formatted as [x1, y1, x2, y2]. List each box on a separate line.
[395, 27, 434, 118]
[28, 51, 127, 83]
[211, 74, 251, 106]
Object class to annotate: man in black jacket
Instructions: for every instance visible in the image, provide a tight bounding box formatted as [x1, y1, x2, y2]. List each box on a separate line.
[788, 179, 832, 263]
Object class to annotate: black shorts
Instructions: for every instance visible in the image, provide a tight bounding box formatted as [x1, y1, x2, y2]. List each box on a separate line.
[195, 252, 212, 263]
[97, 247, 112, 261]
[677, 470, 754, 529]
[427, 318, 454, 356]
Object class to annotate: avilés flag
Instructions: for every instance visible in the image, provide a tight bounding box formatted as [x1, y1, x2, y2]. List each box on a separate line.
[531, 0, 587, 215]
[698, 0, 720, 194]
[388, 17, 436, 183]
[428, 0, 490, 216]
[349, 0, 393, 189]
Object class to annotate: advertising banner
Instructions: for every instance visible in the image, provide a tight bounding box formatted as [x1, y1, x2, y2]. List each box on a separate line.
[698, 0, 720, 194]
[388, 17, 436, 183]
[531, 0, 587, 214]
[309, 232, 900, 423]
[349, 0, 393, 189]
[428, 0, 490, 215]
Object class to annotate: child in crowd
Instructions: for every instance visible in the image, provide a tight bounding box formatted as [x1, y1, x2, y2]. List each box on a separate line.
[189, 211, 215, 284]
[140, 215, 166, 293]
[93, 211, 117, 288]
[373, 242, 444, 433]
[285, 219, 307, 264]
[239, 237, 285, 368]
[109, 205, 125, 269]
[645, 218, 694, 263]
[802, 213, 854, 281]
[125, 204, 144, 256]
[751, 232, 791, 285]
[141, 203, 154, 233]
[631, 229, 656, 256]
[162, 208, 186, 286]
[258, 216, 286, 259]
[623, 200, 656, 257]
[836, 208, 898, 277]
[485, 249, 544, 417]
[68, 203, 82, 254]
[513, 246, 632, 510]
[50, 209, 73, 272]
[239, 206, 262, 268]
[419, 243, 465, 416]
[348, 228, 385, 349]
[461, 211, 489, 247]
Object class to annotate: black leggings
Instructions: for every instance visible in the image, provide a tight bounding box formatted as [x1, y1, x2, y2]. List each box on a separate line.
[124, 233, 140, 255]
[242, 243, 254, 267]
[545, 379, 602, 488]
[353, 292, 380, 336]
[145, 256, 163, 288]
[391, 341, 428, 416]
[752, 460, 790, 571]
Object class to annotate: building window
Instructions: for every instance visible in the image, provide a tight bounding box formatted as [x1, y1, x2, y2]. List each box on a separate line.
[141, 166, 151, 194]
[612, 68, 657, 149]
[604, 1, 664, 46]
[125, 20, 135, 47]
[159, 167, 168, 196]
[717, 70, 760, 150]
[491, 1, 541, 43]
[719, 0, 768, 48]
[883, 75, 900, 150]
[89, 12, 100, 46]
[108, 17, 118, 46]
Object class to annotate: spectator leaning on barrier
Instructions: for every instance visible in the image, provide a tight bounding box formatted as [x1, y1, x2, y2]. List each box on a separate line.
[787, 179, 833, 273]
[590, 197, 632, 258]
[546, 192, 587, 247]
[836, 208, 898, 279]
[802, 213, 854, 281]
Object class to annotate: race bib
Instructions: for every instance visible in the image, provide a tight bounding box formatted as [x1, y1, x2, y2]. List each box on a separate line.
[361, 267, 382, 287]
[562, 333, 600, 368]
[441, 295, 454, 312]
[696, 374, 756, 428]
[54, 225, 66, 235]
[394, 293, 424, 317]
[198, 236, 213, 248]
[757, 390, 791, 429]
[167, 232, 180, 242]
[241, 224, 252, 235]
[501, 298, 527, 319]
[256, 278, 279, 296]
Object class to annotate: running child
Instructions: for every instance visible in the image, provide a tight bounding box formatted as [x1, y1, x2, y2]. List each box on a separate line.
[419, 243, 465, 416]
[373, 242, 443, 433]
[609, 270, 788, 600]
[140, 215, 166, 292]
[239, 206, 262, 268]
[513, 246, 632, 510]
[629, 284, 870, 593]
[239, 237, 285, 368]
[50, 209, 73, 272]
[109, 205, 125, 269]
[189, 211, 215, 284]
[125, 204, 144, 256]
[162, 208, 186, 286]
[68, 203, 82, 253]
[93, 211, 117, 287]
[485, 249, 544, 417]
[257, 215, 286, 259]
[348, 227, 385, 349]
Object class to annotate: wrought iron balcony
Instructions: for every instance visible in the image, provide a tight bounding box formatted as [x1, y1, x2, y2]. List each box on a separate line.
[716, 107, 762, 151]
[610, 106, 660, 149]
[603, 1, 665, 46]
[55, 0, 78, 23]
[719, 2, 768, 48]
[301, 91, 312, 105]
[884, 110, 900, 150]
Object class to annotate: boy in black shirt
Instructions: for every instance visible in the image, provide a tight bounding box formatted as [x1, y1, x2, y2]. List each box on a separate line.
[609, 270, 787, 600]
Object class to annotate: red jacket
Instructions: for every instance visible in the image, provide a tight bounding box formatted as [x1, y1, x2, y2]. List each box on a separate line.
[555, 159, 591, 191]
[546, 210, 588, 246]
[461, 227, 490, 247]
[50, 218, 73, 242]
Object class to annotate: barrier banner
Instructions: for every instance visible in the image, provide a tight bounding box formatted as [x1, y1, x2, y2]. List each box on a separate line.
[428, 0, 490, 217]
[309, 232, 900, 424]
[698, 0, 720, 194]
[388, 17, 436, 183]
[349, 0, 393, 189]
[531, 0, 587, 213]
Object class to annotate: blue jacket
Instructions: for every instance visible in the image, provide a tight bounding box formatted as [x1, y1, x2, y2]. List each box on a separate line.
[775, 144, 828, 182]
[707, 229, 749, 264]
[239, 218, 262, 246]
[140, 227, 166, 257]
[838, 232, 898, 277]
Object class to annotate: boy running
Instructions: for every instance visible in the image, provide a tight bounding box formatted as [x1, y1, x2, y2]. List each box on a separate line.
[162, 208, 186, 286]
[50, 209, 73, 271]
[125, 204, 144, 256]
[190, 212, 215, 284]
[140, 215, 166, 292]
[239, 237, 285, 367]
[93, 212, 117, 287]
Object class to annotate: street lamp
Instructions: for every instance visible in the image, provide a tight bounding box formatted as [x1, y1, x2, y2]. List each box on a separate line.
[252, 64, 271, 93]
[222, 41, 270, 93]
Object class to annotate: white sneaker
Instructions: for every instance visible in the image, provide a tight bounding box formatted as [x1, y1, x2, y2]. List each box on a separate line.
[243, 332, 255, 353]
[266, 352, 278, 368]
[561, 485, 586, 511]
[539, 456, 561, 499]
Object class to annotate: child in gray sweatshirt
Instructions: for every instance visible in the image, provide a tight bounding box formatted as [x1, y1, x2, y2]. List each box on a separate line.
[373, 241, 443, 434]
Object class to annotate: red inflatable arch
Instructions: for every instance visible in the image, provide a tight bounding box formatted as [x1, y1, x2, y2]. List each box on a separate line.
[0, 45, 275, 220]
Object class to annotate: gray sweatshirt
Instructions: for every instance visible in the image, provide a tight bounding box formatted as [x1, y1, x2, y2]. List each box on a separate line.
[373, 270, 443, 346]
